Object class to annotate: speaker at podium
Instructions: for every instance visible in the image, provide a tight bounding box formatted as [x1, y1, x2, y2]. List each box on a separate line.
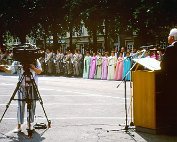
[132, 57, 177, 135]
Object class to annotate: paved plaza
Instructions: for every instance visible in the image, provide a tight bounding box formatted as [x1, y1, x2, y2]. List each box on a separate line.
[0, 74, 177, 142]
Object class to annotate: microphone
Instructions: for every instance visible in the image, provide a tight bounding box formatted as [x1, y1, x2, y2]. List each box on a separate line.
[129, 49, 146, 58]
[140, 45, 157, 49]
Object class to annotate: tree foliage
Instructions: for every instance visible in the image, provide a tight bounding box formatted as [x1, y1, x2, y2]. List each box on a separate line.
[0, 0, 177, 49]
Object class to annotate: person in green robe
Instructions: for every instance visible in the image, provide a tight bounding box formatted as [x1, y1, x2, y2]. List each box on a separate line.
[83, 51, 91, 79]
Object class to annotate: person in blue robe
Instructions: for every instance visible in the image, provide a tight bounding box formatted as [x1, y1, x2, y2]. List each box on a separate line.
[123, 52, 131, 81]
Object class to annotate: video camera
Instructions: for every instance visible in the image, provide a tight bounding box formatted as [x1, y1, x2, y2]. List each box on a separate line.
[12, 44, 45, 65]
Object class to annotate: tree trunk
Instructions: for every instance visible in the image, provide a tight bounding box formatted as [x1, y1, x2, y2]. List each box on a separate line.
[0, 31, 3, 49]
[69, 23, 73, 50]
[52, 23, 58, 49]
[104, 18, 109, 52]
[19, 34, 26, 44]
[43, 35, 47, 50]
[92, 26, 97, 53]
[53, 30, 58, 49]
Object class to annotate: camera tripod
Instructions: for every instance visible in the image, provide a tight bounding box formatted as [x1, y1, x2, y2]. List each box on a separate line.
[0, 67, 51, 138]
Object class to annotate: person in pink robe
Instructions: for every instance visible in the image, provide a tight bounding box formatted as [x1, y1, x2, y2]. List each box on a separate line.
[101, 52, 108, 80]
[89, 52, 97, 79]
[114, 52, 124, 80]
[150, 49, 159, 60]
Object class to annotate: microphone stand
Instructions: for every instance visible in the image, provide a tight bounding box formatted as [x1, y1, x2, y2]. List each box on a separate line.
[117, 49, 146, 132]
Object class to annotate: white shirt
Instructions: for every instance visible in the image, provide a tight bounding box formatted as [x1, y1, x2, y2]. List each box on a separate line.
[10, 59, 42, 85]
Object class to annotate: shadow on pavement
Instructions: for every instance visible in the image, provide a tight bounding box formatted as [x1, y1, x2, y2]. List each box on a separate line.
[0, 130, 46, 142]
[136, 131, 177, 142]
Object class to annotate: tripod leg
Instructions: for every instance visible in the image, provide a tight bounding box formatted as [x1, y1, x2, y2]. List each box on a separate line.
[27, 97, 34, 138]
[0, 80, 23, 124]
[30, 78, 51, 128]
[27, 87, 31, 130]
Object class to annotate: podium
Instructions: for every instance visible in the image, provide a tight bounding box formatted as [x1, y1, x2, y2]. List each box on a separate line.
[132, 70, 162, 134]
[132, 58, 177, 134]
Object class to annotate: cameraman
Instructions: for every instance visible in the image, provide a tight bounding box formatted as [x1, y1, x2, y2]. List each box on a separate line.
[0, 59, 42, 132]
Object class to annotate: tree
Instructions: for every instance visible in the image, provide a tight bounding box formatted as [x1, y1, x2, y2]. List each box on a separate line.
[64, 0, 84, 50]
[132, 0, 177, 46]
[79, 0, 138, 51]
[77, 0, 105, 52]
[1, 0, 177, 50]
[0, 0, 67, 47]
[4, 0, 42, 43]
[30, 0, 67, 48]
[0, 0, 11, 48]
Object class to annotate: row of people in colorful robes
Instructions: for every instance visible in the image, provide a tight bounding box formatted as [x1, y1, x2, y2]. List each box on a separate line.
[83, 51, 131, 81]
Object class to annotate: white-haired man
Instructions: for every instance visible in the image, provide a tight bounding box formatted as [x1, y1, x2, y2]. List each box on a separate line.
[160, 28, 177, 134]
[161, 28, 177, 73]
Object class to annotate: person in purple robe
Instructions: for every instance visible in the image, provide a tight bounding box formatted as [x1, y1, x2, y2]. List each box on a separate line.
[89, 52, 97, 79]
[101, 52, 109, 80]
